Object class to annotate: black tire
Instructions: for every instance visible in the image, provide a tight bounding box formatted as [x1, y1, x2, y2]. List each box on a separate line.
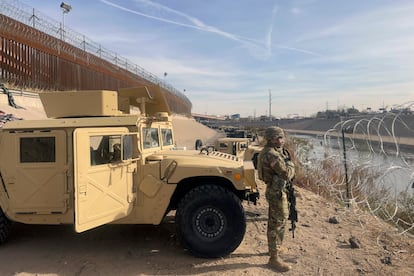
[0, 208, 12, 244]
[175, 185, 246, 258]
[195, 139, 203, 150]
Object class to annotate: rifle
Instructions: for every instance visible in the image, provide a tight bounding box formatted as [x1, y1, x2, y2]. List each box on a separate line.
[286, 181, 298, 238]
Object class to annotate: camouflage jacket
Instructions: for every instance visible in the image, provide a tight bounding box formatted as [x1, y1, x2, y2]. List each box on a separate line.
[257, 145, 295, 186]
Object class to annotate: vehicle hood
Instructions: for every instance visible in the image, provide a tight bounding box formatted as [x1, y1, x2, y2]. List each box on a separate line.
[145, 150, 248, 188]
[152, 150, 243, 168]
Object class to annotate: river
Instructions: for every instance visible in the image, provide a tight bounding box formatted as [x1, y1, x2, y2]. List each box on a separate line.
[294, 134, 414, 195]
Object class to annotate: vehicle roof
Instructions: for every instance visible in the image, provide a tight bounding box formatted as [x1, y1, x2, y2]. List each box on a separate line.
[1, 115, 146, 130]
[217, 137, 249, 142]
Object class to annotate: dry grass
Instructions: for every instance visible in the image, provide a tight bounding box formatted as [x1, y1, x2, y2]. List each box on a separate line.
[288, 135, 414, 235]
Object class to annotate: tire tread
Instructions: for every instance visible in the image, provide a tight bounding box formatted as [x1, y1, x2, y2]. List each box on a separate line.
[176, 185, 245, 258]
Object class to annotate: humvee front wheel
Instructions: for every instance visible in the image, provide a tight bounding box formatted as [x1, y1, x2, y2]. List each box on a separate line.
[195, 139, 203, 150]
[0, 208, 12, 244]
[176, 185, 246, 258]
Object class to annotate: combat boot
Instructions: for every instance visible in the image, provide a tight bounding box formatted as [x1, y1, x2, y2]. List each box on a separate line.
[277, 245, 289, 254]
[268, 250, 291, 272]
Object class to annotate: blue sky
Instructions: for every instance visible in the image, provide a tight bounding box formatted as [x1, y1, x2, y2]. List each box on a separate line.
[18, 0, 414, 117]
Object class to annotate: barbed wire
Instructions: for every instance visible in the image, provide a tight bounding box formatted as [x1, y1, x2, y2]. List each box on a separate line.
[0, 0, 191, 107]
[294, 102, 414, 237]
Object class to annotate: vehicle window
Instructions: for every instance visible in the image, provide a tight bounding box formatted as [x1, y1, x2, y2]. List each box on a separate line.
[90, 135, 121, 165]
[122, 135, 133, 160]
[219, 143, 228, 148]
[20, 137, 56, 163]
[142, 127, 159, 149]
[161, 128, 173, 146]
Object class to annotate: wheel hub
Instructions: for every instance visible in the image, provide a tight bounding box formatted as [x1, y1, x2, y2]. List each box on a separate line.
[194, 207, 226, 240]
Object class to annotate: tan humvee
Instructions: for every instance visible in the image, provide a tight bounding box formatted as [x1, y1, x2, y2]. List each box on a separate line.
[0, 85, 259, 258]
[214, 137, 249, 158]
[212, 137, 262, 169]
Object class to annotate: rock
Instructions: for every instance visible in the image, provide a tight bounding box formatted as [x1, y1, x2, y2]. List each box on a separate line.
[381, 256, 392, 265]
[349, 236, 361, 249]
[328, 216, 339, 224]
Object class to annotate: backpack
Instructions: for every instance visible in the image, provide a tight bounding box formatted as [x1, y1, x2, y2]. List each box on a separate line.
[257, 152, 265, 181]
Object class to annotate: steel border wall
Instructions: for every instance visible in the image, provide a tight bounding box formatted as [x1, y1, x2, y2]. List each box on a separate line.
[0, 0, 191, 115]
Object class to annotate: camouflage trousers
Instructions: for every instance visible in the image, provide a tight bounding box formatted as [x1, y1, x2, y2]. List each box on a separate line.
[265, 182, 288, 253]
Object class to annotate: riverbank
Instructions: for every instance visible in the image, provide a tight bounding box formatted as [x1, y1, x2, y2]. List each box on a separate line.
[280, 115, 414, 139]
[286, 128, 414, 153]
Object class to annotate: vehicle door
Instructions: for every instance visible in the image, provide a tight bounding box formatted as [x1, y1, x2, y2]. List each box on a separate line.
[9, 130, 67, 214]
[73, 127, 136, 232]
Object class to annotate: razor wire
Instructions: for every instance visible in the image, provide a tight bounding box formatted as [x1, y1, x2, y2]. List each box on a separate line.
[293, 102, 414, 237]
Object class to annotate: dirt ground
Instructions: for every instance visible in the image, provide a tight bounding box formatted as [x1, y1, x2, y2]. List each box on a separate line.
[1, 184, 413, 276]
[1, 98, 413, 275]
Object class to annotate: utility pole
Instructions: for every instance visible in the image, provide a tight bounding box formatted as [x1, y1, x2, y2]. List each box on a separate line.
[269, 89, 272, 121]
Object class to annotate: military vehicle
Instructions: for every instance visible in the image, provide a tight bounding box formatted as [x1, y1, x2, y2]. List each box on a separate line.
[0, 85, 259, 258]
[213, 137, 249, 158]
[202, 137, 262, 169]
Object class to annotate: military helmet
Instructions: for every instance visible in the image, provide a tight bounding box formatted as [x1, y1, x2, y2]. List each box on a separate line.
[264, 126, 284, 140]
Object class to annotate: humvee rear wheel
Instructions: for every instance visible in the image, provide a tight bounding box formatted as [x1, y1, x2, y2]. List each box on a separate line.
[176, 185, 246, 258]
[0, 208, 12, 244]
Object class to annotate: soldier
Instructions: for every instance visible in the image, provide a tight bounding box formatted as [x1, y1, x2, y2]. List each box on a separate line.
[257, 126, 295, 272]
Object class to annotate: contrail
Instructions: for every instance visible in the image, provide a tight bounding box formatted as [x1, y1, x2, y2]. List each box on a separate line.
[100, 0, 322, 57]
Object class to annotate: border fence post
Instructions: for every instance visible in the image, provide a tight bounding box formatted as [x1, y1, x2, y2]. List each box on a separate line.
[341, 128, 350, 207]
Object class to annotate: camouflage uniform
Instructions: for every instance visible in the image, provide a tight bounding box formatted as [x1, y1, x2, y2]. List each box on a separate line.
[257, 127, 295, 254]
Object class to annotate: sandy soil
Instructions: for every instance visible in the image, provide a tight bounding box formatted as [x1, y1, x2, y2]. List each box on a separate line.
[1, 97, 413, 276]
